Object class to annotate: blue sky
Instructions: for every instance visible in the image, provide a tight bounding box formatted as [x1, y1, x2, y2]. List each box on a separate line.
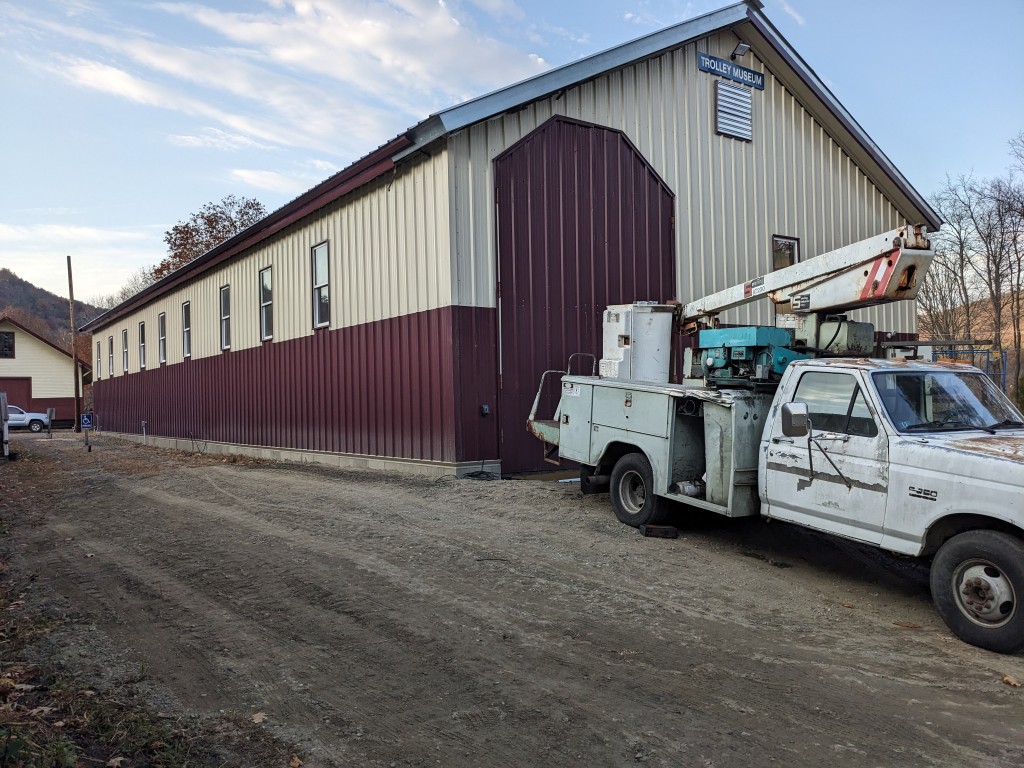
[2, 0, 1022, 302]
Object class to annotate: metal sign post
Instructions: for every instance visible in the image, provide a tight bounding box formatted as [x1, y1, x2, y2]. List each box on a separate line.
[46, 407, 56, 439]
[81, 413, 93, 452]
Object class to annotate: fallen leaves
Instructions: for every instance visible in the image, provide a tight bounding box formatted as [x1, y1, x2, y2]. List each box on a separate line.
[289, 755, 304, 767]
[251, 711, 268, 724]
[892, 621, 922, 629]
[1003, 674, 1021, 688]
[107, 757, 127, 767]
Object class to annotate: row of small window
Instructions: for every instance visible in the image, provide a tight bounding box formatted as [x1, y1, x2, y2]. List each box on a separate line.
[96, 242, 331, 378]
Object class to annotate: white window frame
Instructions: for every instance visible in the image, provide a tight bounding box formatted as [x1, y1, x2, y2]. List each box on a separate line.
[158, 312, 167, 364]
[182, 301, 191, 359]
[96, 341, 102, 379]
[311, 242, 330, 328]
[220, 285, 231, 350]
[108, 336, 114, 376]
[121, 329, 128, 373]
[259, 266, 273, 341]
[138, 321, 146, 369]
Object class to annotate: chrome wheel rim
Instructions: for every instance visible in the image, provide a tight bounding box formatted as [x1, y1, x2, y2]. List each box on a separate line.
[952, 560, 1016, 628]
[619, 470, 646, 515]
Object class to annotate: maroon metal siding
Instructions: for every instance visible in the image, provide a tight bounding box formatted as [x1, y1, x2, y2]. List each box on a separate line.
[451, 306, 500, 463]
[28, 397, 78, 421]
[93, 307, 457, 462]
[494, 116, 676, 473]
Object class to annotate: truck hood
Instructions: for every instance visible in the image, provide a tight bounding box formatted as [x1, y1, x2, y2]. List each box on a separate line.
[944, 434, 1024, 463]
[897, 433, 1024, 479]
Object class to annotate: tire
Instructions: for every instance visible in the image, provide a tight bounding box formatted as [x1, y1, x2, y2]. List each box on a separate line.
[930, 530, 1024, 654]
[609, 452, 666, 528]
[28, 420, 43, 433]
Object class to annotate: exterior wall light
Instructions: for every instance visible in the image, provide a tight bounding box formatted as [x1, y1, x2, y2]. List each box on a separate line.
[731, 42, 751, 60]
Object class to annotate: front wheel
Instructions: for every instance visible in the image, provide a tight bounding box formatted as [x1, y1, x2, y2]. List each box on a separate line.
[28, 420, 43, 433]
[609, 452, 666, 528]
[930, 530, 1024, 654]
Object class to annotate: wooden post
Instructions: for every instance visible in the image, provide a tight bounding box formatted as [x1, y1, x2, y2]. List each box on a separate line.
[67, 255, 81, 433]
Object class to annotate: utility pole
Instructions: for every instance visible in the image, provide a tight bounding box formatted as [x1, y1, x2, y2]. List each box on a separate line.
[67, 255, 81, 433]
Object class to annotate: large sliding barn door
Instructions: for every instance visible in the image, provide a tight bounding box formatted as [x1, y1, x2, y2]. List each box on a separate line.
[494, 116, 675, 473]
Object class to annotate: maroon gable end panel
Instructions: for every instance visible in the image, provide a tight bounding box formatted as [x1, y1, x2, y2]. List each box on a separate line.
[92, 308, 457, 464]
[494, 116, 676, 473]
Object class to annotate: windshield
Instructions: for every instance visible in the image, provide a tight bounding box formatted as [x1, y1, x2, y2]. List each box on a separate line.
[871, 370, 1024, 433]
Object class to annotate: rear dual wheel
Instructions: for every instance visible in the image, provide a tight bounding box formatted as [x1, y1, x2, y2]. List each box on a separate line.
[609, 452, 667, 528]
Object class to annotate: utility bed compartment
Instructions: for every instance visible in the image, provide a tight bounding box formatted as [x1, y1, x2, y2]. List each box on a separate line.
[558, 376, 770, 518]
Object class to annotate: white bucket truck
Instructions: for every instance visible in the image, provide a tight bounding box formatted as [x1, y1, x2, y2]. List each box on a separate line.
[528, 226, 1024, 653]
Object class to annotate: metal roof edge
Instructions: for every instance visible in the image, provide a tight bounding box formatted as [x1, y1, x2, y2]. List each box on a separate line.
[745, 10, 942, 230]
[421, 1, 753, 141]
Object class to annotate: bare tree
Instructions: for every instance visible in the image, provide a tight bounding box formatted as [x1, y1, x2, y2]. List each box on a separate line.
[917, 245, 976, 341]
[924, 183, 980, 341]
[946, 175, 1012, 376]
[88, 266, 159, 311]
[1010, 131, 1024, 172]
[992, 175, 1024, 399]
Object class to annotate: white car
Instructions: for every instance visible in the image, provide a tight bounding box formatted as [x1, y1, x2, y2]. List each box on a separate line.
[6, 405, 49, 432]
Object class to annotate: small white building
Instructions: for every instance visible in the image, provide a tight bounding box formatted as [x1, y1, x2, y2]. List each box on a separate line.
[83, 0, 941, 475]
[0, 316, 88, 421]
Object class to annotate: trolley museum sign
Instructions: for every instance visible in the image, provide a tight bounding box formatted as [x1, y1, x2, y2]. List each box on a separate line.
[697, 52, 765, 90]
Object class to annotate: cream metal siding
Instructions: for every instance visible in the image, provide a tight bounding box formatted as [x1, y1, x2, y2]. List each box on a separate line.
[449, 32, 914, 332]
[93, 151, 452, 374]
[0, 320, 77, 397]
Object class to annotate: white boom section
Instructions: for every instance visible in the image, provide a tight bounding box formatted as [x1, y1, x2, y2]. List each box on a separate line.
[682, 225, 934, 325]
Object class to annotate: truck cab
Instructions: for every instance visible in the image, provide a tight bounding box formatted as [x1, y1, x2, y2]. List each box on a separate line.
[762, 358, 1024, 556]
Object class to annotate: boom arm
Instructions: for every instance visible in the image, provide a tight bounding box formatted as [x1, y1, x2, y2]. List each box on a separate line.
[681, 225, 934, 328]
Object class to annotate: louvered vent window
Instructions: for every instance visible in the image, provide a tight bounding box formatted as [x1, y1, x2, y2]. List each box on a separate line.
[716, 80, 752, 141]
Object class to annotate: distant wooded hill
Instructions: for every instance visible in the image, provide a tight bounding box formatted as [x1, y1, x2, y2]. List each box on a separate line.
[0, 268, 102, 346]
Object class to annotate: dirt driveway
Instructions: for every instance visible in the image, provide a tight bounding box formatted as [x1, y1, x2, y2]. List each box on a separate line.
[2, 433, 1023, 767]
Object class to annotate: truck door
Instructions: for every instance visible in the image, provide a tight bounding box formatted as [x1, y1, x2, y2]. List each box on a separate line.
[7, 406, 26, 428]
[763, 370, 888, 544]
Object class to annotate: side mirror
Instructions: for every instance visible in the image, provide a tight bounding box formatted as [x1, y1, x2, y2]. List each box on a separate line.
[781, 402, 809, 437]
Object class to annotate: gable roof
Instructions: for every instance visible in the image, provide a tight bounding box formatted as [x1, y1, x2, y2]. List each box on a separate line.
[83, 0, 939, 332]
[0, 315, 92, 370]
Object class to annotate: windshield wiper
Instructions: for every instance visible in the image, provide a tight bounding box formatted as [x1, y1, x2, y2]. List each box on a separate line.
[904, 420, 996, 434]
[985, 419, 1024, 430]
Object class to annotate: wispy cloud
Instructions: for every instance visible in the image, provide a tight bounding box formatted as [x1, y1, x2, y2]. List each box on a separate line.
[467, 0, 524, 19]
[229, 169, 312, 195]
[623, 11, 666, 27]
[775, 0, 806, 26]
[155, 1, 547, 116]
[8, 0, 549, 162]
[167, 128, 273, 151]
